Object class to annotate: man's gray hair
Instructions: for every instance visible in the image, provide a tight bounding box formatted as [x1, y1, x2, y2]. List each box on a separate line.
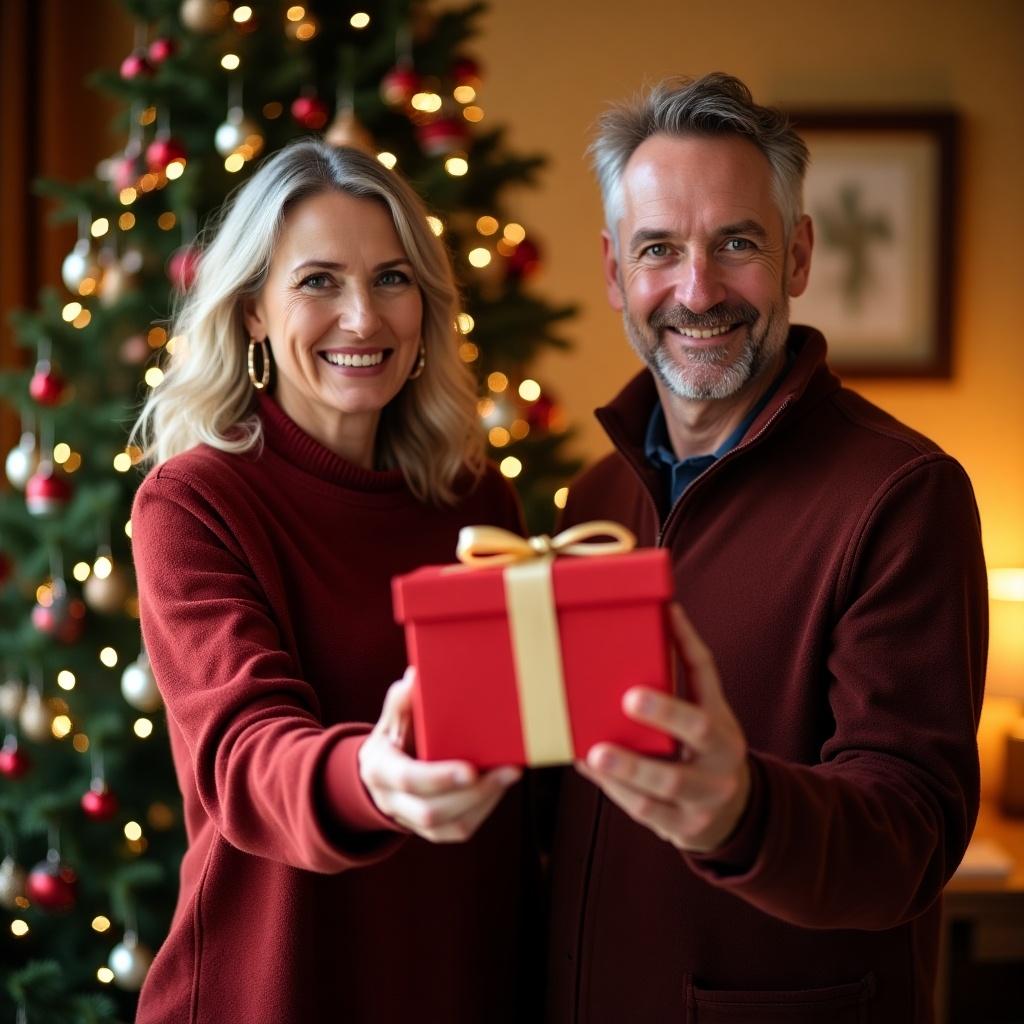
[590, 72, 809, 244]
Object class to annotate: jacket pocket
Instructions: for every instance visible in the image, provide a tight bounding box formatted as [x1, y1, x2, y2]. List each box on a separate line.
[685, 972, 875, 1023]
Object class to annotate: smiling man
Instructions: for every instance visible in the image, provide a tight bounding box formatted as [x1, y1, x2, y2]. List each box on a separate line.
[546, 74, 987, 1023]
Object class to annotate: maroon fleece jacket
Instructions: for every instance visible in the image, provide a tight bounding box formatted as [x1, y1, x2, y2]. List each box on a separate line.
[546, 327, 987, 1024]
[131, 395, 536, 1024]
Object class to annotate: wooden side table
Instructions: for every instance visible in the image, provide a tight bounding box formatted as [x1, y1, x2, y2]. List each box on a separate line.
[938, 803, 1024, 1022]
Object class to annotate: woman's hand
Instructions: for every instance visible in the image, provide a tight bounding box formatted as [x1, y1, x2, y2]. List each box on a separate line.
[358, 668, 522, 843]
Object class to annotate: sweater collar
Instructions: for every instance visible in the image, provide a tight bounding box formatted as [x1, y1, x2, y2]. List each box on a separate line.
[595, 325, 839, 461]
[256, 393, 408, 492]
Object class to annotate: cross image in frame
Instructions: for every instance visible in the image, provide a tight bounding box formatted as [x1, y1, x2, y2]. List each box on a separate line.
[787, 111, 958, 378]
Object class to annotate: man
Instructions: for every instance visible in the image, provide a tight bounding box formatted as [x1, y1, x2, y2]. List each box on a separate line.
[546, 73, 987, 1023]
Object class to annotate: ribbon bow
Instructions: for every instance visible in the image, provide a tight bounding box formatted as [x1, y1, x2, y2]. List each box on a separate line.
[456, 520, 636, 567]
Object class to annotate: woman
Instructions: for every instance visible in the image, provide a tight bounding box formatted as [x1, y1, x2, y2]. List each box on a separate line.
[130, 140, 535, 1023]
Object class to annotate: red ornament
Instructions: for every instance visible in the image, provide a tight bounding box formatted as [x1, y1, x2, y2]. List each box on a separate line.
[167, 246, 200, 291]
[381, 65, 420, 107]
[82, 785, 120, 821]
[290, 96, 329, 131]
[120, 51, 154, 80]
[25, 467, 73, 517]
[147, 37, 177, 64]
[452, 56, 481, 86]
[31, 596, 86, 645]
[26, 860, 78, 913]
[112, 148, 147, 192]
[145, 135, 187, 172]
[0, 746, 31, 779]
[524, 392, 556, 432]
[416, 117, 470, 157]
[0, 551, 10, 586]
[28, 362, 66, 406]
[505, 237, 542, 281]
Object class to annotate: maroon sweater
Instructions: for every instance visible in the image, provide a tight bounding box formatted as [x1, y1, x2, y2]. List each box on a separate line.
[546, 327, 987, 1024]
[132, 396, 535, 1024]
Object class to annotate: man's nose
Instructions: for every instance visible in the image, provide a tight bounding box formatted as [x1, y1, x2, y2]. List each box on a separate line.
[673, 255, 727, 315]
[338, 287, 382, 338]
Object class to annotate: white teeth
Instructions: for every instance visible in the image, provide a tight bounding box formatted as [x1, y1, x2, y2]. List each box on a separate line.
[676, 324, 734, 339]
[323, 351, 385, 367]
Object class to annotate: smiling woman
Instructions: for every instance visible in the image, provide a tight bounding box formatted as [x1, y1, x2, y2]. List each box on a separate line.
[125, 141, 535, 1024]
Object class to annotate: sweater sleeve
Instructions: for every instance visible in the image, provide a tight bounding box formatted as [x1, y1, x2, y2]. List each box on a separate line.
[686, 455, 987, 929]
[131, 470, 404, 875]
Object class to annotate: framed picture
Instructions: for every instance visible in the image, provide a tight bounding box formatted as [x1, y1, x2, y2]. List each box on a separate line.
[787, 111, 957, 378]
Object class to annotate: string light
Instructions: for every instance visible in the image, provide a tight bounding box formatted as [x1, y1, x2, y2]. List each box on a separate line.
[459, 341, 479, 363]
[518, 379, 541, 401]
[476, 216, 498, 236]
[62, 302, 82, 322]
[263, 101, 283, 119]
[225, 153, 245, 173]
[113, 452, 132, 473]
[477, 398, 496, 418]
[52, 715, 72, 739]
[11, 920, 29, 938]
[554, 486, 569, 509]
[119, 187, 137, 205]
[78, 276, 97, 295]
[124, 520, 133, 539]
[376, 151, 397, 170]
[233, 5, 253, 22]
[158, 212, 177, 230]
[445, 156, 469, 176]
[221, 54, 241, 71]
[94, 555, 113, 579]
[468, 247, 490, 268]
[72, 309, 92, 329]
[489, 427, 511, 447]
[148, 326, 167, 347]
[500, 456, 523, 479]
[463, 106, 484, 123]
[487, 372, 509, 392]
[64, 452, 83, 472]
[411, 93, 443, 113]
[350, 12, 370, 28]
[166, 161, 185, 180]
[286, 5, 305, 20]
[510, 419, 530, 440]
[456, 313, 475, 333]
[503, 223, 526, 244]
[100, 647, 118, 668]
[454, 85, 476, 104]
[90, 218, 110, 238]
[57, 670, 76, 691]
[145, 367, 165, 388]
[124, 821, 143, 841]
[97, 967, 114, 984]
[166, 334, 183, 354]
[92, 916, 111, 933]
[119, 212, 136, 230]
[139, 106, 156, 126]
[134, 718, 154, 738]
[73, 733, 90, 752]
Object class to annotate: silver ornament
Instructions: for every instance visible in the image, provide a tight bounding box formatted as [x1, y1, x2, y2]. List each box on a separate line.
[84, 565, 133, 615]
[108, 931, 154, 991]
[0, 855, 27, 910]
[180, 0, 227, 33]
[5, 433, 38, 490]
[121, 657, 162, 712]
[61, 239, 100, 294]
[0, 679, 25, 720]
[19, 688, 51, 743]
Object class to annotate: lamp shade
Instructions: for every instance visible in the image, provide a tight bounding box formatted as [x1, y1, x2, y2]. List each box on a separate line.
[987, 568, 1024, 700]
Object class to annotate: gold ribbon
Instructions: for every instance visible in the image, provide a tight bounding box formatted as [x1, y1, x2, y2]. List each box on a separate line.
[456, 521, 636, 765]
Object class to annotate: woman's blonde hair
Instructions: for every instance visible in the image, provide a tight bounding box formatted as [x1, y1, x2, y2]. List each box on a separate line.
[132, 139, 485, 505]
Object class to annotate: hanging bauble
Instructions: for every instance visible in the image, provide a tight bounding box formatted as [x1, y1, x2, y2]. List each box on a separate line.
[112, 146, 148, 192]
[452, 56, 482, 87]
[148, 37, 177, 64]
[291, 95, 329, 131]
[18, 689, 51, 743]
[380, 65, 420, 107]
[0, 745, 31, 780]
[26, 858, 78, 913]
[0, 679, 25, 719]
[168, 246, 200, 292]
[122, 656, 162, 712]
[120, 333, 150, 365]
[61, 238, 101, 294]
[109, 931, 155, 991]
[5, 432, 39, 490]
[324, 109, 375, 153]
[81, 783, 120, 821]
[179, 0, 227, 33]
[25, 465, 73, 517]
[505, 237, 542, 281]
[28, 361, 66, 406]
[146, 134, 187, 173]
[524, 392, 557, 432]
[84, 563, 134, 615]
[417, 117, 470, 157]
[31, 594, 87, 645]
[214, 107, 262, 158]
[0, 856, 27, 909]
[120, 51, 154, 80]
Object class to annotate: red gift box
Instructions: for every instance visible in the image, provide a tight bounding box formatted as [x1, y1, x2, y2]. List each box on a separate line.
[392, 525, 676, 768]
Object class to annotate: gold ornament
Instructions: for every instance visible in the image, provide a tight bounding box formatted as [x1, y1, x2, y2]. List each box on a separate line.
[84, 564, 134, 615]
[324, 109, 375, 153]
[0, 856, 27, 910]
[18, 688, 51, 743]
[179, 0, 228, 33]
[0, 679, 25, 720]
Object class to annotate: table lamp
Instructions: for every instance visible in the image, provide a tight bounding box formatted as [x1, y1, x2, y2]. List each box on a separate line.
[987, 568, 1024, 815]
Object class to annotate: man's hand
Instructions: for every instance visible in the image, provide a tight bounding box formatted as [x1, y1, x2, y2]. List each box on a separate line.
[577, 604, 751, 854]
[359, 669, 521, 843]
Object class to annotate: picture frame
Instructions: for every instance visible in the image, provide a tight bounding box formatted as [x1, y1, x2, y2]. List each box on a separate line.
[786, 111, 958, 378]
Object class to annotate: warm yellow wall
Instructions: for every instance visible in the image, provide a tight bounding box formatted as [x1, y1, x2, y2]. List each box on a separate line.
[475, 0, 1024, 570]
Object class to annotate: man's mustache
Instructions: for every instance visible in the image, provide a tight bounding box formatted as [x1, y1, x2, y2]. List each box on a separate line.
[649, 303, 759, 332]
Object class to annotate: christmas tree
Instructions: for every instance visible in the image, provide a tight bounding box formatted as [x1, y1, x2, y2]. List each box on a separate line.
[0, 1, 578, 1018]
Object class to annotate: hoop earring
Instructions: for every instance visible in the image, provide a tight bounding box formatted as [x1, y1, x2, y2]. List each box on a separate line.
[248, 337, 270, 390]
[407, 342, 426, 380]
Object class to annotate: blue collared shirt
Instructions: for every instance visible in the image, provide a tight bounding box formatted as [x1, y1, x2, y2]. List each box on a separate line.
[644, 356, 791, 510]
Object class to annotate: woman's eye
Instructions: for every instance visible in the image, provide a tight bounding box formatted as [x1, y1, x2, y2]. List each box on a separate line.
[378, 269, 411, 287]
[300, 273, 331, 289]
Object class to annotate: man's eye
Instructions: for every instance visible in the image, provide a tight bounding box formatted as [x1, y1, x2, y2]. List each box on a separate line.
[723, 238, 753, 252]
[641, 243, 670, 259]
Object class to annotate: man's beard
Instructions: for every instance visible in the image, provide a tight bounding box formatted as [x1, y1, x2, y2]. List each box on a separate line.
[623, 295, 790, 401]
